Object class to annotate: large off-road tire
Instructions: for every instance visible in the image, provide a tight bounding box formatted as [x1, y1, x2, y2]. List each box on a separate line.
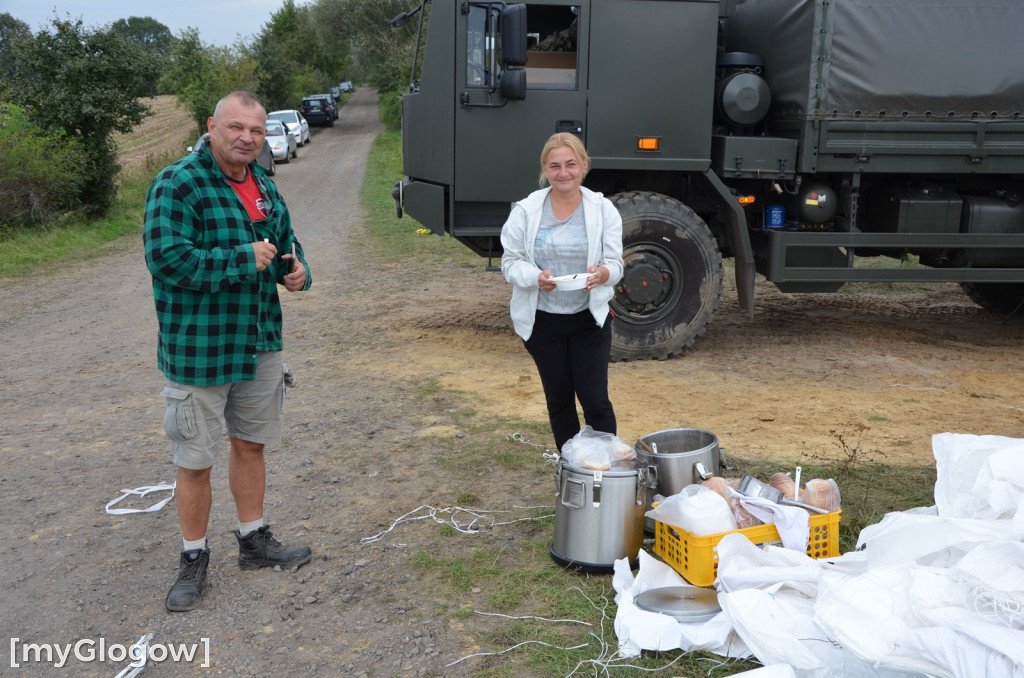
[609, 192, 723, 361]
[960, 281, 1024, 315]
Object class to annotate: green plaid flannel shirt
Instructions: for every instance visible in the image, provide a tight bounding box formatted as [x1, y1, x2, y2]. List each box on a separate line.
[143, 145, 311, 386]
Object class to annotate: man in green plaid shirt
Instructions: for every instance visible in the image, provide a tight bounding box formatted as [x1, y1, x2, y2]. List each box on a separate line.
[144, 91, 313, 612]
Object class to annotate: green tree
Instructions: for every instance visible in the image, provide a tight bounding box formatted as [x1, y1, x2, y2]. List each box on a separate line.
[0, 13, 31, 91]
[335, 0, 416, 93]
[7, 17, 159, 214]
[110, 16, 173, 94]
[161, 29, 266, 134]
[0, 103, 86, 230]
[159, 28, 221, 134]
[110, 16, 172, 56]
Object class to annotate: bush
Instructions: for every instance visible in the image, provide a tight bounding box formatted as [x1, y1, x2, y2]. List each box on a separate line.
[0, 104, 86, 232]
[378, 88, 403, 131]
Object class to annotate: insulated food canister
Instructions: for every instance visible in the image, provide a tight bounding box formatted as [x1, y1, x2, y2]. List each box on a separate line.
[551, 457, 648, 573]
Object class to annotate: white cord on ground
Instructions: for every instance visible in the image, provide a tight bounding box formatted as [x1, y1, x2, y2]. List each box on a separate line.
[112, 633, 153, 678]
[473, 610, 591, 626]
[105, 483, 176, 515]
[359, 504, 554, 544]
[446, 639, 590, 667]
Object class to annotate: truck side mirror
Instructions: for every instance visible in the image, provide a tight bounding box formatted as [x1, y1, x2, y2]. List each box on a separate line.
[500, 68, 527, 100]
[501, 4, 528, 66]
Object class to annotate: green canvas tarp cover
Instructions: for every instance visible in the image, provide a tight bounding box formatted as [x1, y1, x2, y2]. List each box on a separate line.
[725, 0, 1024, 121]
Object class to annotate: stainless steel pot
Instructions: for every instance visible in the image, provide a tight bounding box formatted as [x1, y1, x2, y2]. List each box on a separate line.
[635, 429, 725, 529]
[551, 458, 648, 572]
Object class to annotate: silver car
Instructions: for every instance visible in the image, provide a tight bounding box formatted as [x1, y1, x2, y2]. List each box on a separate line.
[266, 120, 297, 163]
[266, 109, 311, 147]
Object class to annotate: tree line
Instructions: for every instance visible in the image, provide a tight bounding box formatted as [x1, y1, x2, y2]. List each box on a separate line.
[0, 0, 418, 231]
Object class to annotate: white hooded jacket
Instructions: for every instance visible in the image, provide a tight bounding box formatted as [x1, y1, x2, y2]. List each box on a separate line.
[500, 186, 624, 341]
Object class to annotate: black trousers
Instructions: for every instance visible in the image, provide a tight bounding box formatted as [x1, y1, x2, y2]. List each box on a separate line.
[524, 310, 616, 451]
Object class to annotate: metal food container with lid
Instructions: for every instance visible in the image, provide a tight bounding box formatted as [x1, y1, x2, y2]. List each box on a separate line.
[635, 428, 725, 530]
[550, 457, 649, 573]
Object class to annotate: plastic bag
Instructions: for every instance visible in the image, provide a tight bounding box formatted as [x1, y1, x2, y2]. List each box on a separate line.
[560, 426, 634, 470]
[703, 476, 762, 529]
[800, 478, 842, 512]
[646, 484, 738, 535]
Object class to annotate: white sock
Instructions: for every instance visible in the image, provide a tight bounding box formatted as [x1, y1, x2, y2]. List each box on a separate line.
[238, 518, 264, 537]
[183, 536, 207, 553]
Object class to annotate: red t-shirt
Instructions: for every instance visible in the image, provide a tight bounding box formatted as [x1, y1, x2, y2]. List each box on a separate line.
[227, 169, 268, 222]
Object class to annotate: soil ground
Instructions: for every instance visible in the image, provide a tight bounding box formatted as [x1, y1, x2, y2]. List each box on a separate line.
[2, 90, 1023, 677]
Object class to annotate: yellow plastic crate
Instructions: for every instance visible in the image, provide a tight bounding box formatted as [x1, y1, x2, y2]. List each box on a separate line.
[653, 510, 841, 587]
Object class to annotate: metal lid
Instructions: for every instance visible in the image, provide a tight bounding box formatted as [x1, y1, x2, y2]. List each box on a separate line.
[633, 585, 721, 623]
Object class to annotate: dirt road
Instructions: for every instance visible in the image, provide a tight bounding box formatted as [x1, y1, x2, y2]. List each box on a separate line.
[2, 88, 1023, 676]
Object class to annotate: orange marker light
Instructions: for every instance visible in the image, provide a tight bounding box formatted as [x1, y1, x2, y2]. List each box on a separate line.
[738, 195, 756, 205]
[636, 137, 661, 152]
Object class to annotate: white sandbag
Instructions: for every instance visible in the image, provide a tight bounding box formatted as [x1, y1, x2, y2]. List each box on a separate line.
[612, 551, 748, 659]
[952, 539, 1024, 600]
[727, 667, 796, 678]
[932, 432, 1024, 521]
[719, 588, 825, 670]
[854, 511, 1014, 569]
[715, 533, 822, 598]
[814, 565, 991, 677]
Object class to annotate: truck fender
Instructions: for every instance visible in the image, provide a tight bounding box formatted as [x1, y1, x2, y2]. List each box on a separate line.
[699, 169, 756, 318]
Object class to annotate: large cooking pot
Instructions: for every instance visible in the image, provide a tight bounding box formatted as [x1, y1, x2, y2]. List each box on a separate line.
[635, 428, 725, 530]
[551, 458, 648, 573]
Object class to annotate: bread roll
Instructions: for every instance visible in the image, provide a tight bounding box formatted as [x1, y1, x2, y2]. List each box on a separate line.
[800, 478, 842, 512]
[704, 476, 761, 528]
[770, 472, 797, 500]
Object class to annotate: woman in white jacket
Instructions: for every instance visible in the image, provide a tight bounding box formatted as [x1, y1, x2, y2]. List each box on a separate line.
[500, 133, 624, 452]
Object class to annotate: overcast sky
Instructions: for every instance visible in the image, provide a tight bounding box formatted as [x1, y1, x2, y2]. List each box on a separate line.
[3, 0, 296, 47]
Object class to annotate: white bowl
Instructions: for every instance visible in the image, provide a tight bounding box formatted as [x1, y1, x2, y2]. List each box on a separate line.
[552, 272, 589, 290]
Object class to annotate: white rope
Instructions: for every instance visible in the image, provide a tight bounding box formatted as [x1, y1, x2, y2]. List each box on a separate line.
[448, 588, 696, 676]
[105, 483, 175, 515]
[359, 504, 554, 544]
[473, 610, 592, 626]
[445, 639, 590, 667]
[112, 633, 153, 678]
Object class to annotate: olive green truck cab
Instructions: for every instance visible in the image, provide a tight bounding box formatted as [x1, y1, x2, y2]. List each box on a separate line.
[392, 0, 1024, 360]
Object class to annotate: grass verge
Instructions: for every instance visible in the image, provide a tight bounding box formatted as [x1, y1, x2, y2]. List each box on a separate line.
[0, 150, 182, 278]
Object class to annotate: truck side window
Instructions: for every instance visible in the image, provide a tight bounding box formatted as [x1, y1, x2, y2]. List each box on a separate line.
[466, 5, 501, 88]
[525, 5, 578, 90]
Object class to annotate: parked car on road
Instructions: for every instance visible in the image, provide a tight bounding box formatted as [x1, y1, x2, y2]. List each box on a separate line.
[266, 110, 311, 146]
[330, 86, 341, 102]
[300, 95, 337, 126]
[265, 120, 297, 163]
[188, 132, 275, 176]
[339, 81, 354, 93]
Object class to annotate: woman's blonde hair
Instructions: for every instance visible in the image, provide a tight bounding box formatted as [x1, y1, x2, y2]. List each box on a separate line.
[538, 132, 590, 187]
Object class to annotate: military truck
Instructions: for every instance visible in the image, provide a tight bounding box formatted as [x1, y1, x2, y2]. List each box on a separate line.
[390, 0, 1024, 360]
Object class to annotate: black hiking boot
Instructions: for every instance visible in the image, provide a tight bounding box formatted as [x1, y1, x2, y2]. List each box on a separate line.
[166, 548, 209, 612]
[235, 526, 312, 571]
